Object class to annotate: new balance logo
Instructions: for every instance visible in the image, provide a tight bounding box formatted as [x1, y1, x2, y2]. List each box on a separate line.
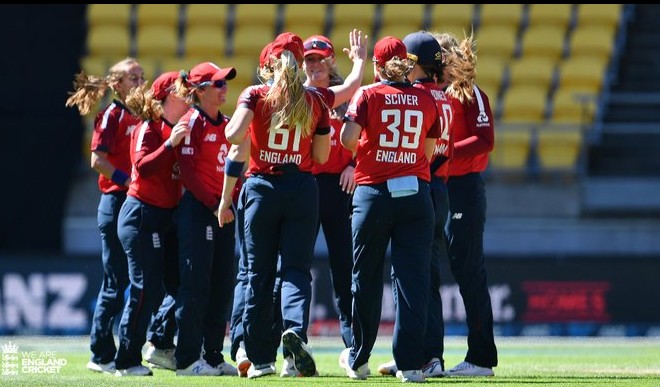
[452, 213, 463, 219]
[204, 134, 217, 142]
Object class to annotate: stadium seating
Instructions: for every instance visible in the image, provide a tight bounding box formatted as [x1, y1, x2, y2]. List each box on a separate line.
[86, 25, 131, 58]
[478, 4, 524, 29]
[519, 25, 567, 62]
[475, 25, 518, 61]
[475, 55, 508, 95]
[232, 25, 275, 59]
[550, 86, 598, 124]
[557, 56, 609, 93]
[135, 25, 179, 59]
[489, 126, 532, 172]
[86, 4, 132, 29]
[527, 4, 574, 29]
[233, 4, 278, 34]
[501, 84, 548, 124]
[569, 25, 617, 61]
[185, 4, 229, 29]
[507, 56, 557, 90]
[184, 25, 227, 59]
[282, 4, 328, 35]
[331, 4, 378, 40]
[135, 4, 181, 29]
[576, 4, 623, 30]
[429, 4, 475, 34]
[536, 125, 584, 172]
[380, 4, 426, 32]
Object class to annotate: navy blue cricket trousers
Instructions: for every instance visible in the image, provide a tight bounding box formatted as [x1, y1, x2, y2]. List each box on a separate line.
[175, 190, 236, 369]
[241, 172, 318, 365]
[347, 180, 434, 372]
[114, 195, 173, 369]
[446, 172, 498, 368]
[89, 191, 129, 364]
[146, 217, 179, 350]
[315, 173, 354, 348]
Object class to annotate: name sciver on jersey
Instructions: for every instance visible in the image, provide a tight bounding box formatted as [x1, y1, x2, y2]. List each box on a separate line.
[384, 94, 419, 105]
[259, 150, 302, 164]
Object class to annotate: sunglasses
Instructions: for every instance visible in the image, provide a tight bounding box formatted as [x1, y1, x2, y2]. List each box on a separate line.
[212, 80, 227, 88]
[304, 40, 332, 52]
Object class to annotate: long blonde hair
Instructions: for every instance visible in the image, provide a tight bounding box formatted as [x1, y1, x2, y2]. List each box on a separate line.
[377, 57, 409, 83]
[264, 50, 315, 137]
[125, 82, 163, 121]
[432, 32, 477, 103]
[65, 57, 140, 115]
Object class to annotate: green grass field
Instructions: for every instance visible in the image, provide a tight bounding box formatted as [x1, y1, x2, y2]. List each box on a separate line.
[2, 336, 660, 386]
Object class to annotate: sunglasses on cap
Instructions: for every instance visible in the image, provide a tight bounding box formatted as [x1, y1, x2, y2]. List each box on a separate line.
[198, 80, 227, 88]
[304, 39, 332, 52]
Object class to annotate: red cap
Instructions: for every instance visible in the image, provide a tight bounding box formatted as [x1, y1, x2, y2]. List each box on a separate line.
[373, 36, 407, 67]
[271, 32, 304, 64]
[151, 71, 179, 101]
[303, 35, 334, 58]
[188, 62, 236, 86]
[259, 41, 274, 67]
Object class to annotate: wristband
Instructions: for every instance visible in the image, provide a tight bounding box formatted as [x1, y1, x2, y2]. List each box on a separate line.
[111, 169, 129, 186]
[224, 157, 245, 178]
[164, 139, 173, 149]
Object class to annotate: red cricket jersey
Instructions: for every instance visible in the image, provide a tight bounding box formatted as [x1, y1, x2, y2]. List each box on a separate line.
[448, 85, 495, 176]
[413, 80, 455, 183]
[344, 82, 442, 185]
[128, 119, 182, 209]
[176, 106, 232, 210]
[237, 84, 331, 175]
[90, 99, 140, 193]
[309, 87, 353, 174]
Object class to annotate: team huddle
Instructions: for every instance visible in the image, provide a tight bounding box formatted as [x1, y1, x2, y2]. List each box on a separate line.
[66, 26, 497, 383]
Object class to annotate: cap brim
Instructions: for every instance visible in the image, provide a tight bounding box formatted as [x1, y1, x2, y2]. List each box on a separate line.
[212, 67, 237, 81]
[305, 49, 333, 58]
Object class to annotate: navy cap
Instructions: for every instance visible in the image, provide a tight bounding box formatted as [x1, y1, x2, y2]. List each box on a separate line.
[402, 31, 443, 67]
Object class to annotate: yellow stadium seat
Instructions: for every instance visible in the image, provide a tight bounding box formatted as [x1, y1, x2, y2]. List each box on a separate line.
[135, 25, 179, 59]
[429, 4, 475, 32]
[86, 25, 131, 58]
[507, 57, 557, 89]
[282, 4, 329, 33]
[184, 25, 227, 58]
[536, 125, 583, 171]
[161, 56, 223, 75]
[87, 4, 132, 29]
[135, 4, 181, 28]
[475, 25, 518, 60]
[331, 4, 378, 37]
[376, 24, 420, 45]
[291, 25, 328, 45]
[185, 4, 229, 29]
[576, 4, 623, 29]
[501, 84, 548, 124]
[225, 55, 261, 86]
[234, 4, 278, 32]
[232, 25, 275, 59]
[137, 57, 160, 83]
[224, 78, 254, 116]
[479, 4, 524, 29]
[558, 56, 608, 92]
[569, 25, 616, 61]
[381, 4, 426, 31]
[527, 4, 573, 28]
[80, 56, 111, 77]
[476, 55, 508, 92]
[520, 25, 567, 62]
[489, 127, 532, 171]
[550, 86, 599, 124]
